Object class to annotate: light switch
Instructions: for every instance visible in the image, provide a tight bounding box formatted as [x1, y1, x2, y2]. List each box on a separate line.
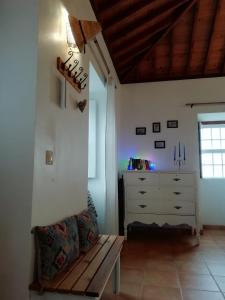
[46, 150, 54, 165]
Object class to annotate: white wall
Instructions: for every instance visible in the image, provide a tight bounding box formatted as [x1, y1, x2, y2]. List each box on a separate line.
[118, 78, 225, 225]
[0, 1, 38, 299]
[31, 0, 89, 227]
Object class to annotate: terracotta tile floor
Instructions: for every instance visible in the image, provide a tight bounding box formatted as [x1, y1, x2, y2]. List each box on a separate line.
[102, 229, 225, 300]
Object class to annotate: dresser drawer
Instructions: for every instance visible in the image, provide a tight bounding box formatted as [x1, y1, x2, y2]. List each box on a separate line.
[126, 186, 159, 201]
[127, 199, 195, 215]
[160, 187, 194, 202]
[159, 173, 194, 186]
[125, 172, 159, 186]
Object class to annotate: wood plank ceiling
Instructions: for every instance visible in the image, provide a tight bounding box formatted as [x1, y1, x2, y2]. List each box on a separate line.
[90, 0, 225, 84]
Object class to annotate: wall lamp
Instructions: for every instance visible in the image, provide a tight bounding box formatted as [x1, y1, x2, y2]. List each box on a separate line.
[67, 15, 101, 53]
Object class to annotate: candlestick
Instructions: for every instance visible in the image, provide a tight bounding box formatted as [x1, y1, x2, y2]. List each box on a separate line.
[178, 141, 181, 158]
[174, 146, 176, 161]
[184, 145, 186, 161]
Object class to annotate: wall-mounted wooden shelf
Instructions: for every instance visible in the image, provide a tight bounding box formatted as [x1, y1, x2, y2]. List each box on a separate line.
[57, 57, 81, 93]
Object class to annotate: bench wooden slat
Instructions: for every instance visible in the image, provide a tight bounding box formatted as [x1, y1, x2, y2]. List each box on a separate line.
[44, 254, 85, 291]
[56, 235, 110, 292]
[30, 235, 109, 292]
[71, 235, 117, 294]
[29, 234, 124, 298]
[86, 236, 124, 297]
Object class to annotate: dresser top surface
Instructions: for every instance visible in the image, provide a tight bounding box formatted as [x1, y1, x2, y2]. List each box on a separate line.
[123, 170, 195, 174]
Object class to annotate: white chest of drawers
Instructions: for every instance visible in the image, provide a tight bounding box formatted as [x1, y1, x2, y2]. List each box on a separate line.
[123, 171, 200, 241]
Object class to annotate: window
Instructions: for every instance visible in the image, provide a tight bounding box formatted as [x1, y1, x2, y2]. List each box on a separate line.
[199, 121, 225, 178]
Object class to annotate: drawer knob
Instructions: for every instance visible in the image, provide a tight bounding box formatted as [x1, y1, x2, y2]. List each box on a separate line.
[139, 191, 147, 194]
[139, 204, 147, 208]
[173, 178, 181, 181]
[174, 206, 182, 210]
[139, 177, 146, 181]
[174, 192, 181, 195]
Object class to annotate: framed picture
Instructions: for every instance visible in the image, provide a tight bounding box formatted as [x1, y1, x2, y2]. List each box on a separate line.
[167, 120, 178, 128]
[152, 122, 161, 133]
[154, 140, 166, 149]
[136, 127, 146, 135]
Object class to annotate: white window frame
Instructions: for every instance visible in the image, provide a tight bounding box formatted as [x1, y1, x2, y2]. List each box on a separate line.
[199, 121, 225, 178]
[88, 100, 97, 178]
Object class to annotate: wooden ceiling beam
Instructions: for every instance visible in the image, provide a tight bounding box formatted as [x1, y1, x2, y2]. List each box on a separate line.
[91, 0, 117, 12]
[121, 0, 198, 80]
[185, 4, 198, 74]
[99, 0, 153, 27]
[116, 27, 169, 71]
[121, 73, 225, 84]
[106, 0, 191, 50]
[104, 0, 189, 38]
[203, 0, 220, 74]
[168, 32, 173, 76]
[113, 22, 170, 61]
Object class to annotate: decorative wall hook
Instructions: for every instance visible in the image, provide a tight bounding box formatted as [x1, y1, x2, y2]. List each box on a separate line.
[76, 99, 87, 112]
[74, 67, 84, 80]
[57, 50, 88, 93]
[80, 73, 88, 89]
[62, 50, 74, 69]
[68, 59, 79, 76]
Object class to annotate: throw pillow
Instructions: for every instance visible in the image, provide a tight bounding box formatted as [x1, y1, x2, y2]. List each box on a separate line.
[77, 209, 99, 252]
[34, 215, 79, 280]
[87, 191, 98, 217]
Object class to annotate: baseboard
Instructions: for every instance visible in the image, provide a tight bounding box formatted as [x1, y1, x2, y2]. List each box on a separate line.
[203, 225, 225, 230]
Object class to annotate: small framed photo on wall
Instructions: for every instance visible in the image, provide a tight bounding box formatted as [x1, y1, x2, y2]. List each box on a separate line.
[152, 122, 161, 133]
[136, 127, 146, 135]
[154, 140, 166, 149]
[167, 120, 178, 128]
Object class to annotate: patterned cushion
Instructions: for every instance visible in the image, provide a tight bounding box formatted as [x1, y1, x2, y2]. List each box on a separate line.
[34, 216, 79, 280]
[87, 191, 97, 217]
[77, 209, 99, 252]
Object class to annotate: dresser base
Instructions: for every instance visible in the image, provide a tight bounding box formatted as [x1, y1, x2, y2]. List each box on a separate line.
[124, 213, 200, 244]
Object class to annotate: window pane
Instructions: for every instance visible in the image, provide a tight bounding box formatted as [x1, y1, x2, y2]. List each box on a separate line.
[212, 128, 220, 139]
[201, 140, 212, 150]
[221, 140, 225, 150]
[223, 153, 225, 163]
[221, 128, 225, 139]
[212, 140, 221, 150]
[214, 165, 223, 177]
[201, 128, 211, 140]
[202, 165, 213, 178]
[213, 153, 222, 164]
[202, 153, 213, 164]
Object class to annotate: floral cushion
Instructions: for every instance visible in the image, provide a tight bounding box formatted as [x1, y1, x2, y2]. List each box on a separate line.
[34, 216, 79, 280]
[77, 209, 99, 252]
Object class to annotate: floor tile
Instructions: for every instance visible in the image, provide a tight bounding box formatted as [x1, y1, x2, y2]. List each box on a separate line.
[207, 263, 225, 276]
[143, 270, 179, 288]
[174, 260, 210, 275]
[121, 267, 144, 284]
[214, 276, 225, 292]
[182, 289, 224, 300]
[179, 273, 219, 291]
[145, 259, 177, 272]
[142, 285, 182, 300]
[121, 254, 148, 269]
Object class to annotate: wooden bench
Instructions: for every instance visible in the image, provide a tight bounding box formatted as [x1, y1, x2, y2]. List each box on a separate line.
[30, 235, 124, 300]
